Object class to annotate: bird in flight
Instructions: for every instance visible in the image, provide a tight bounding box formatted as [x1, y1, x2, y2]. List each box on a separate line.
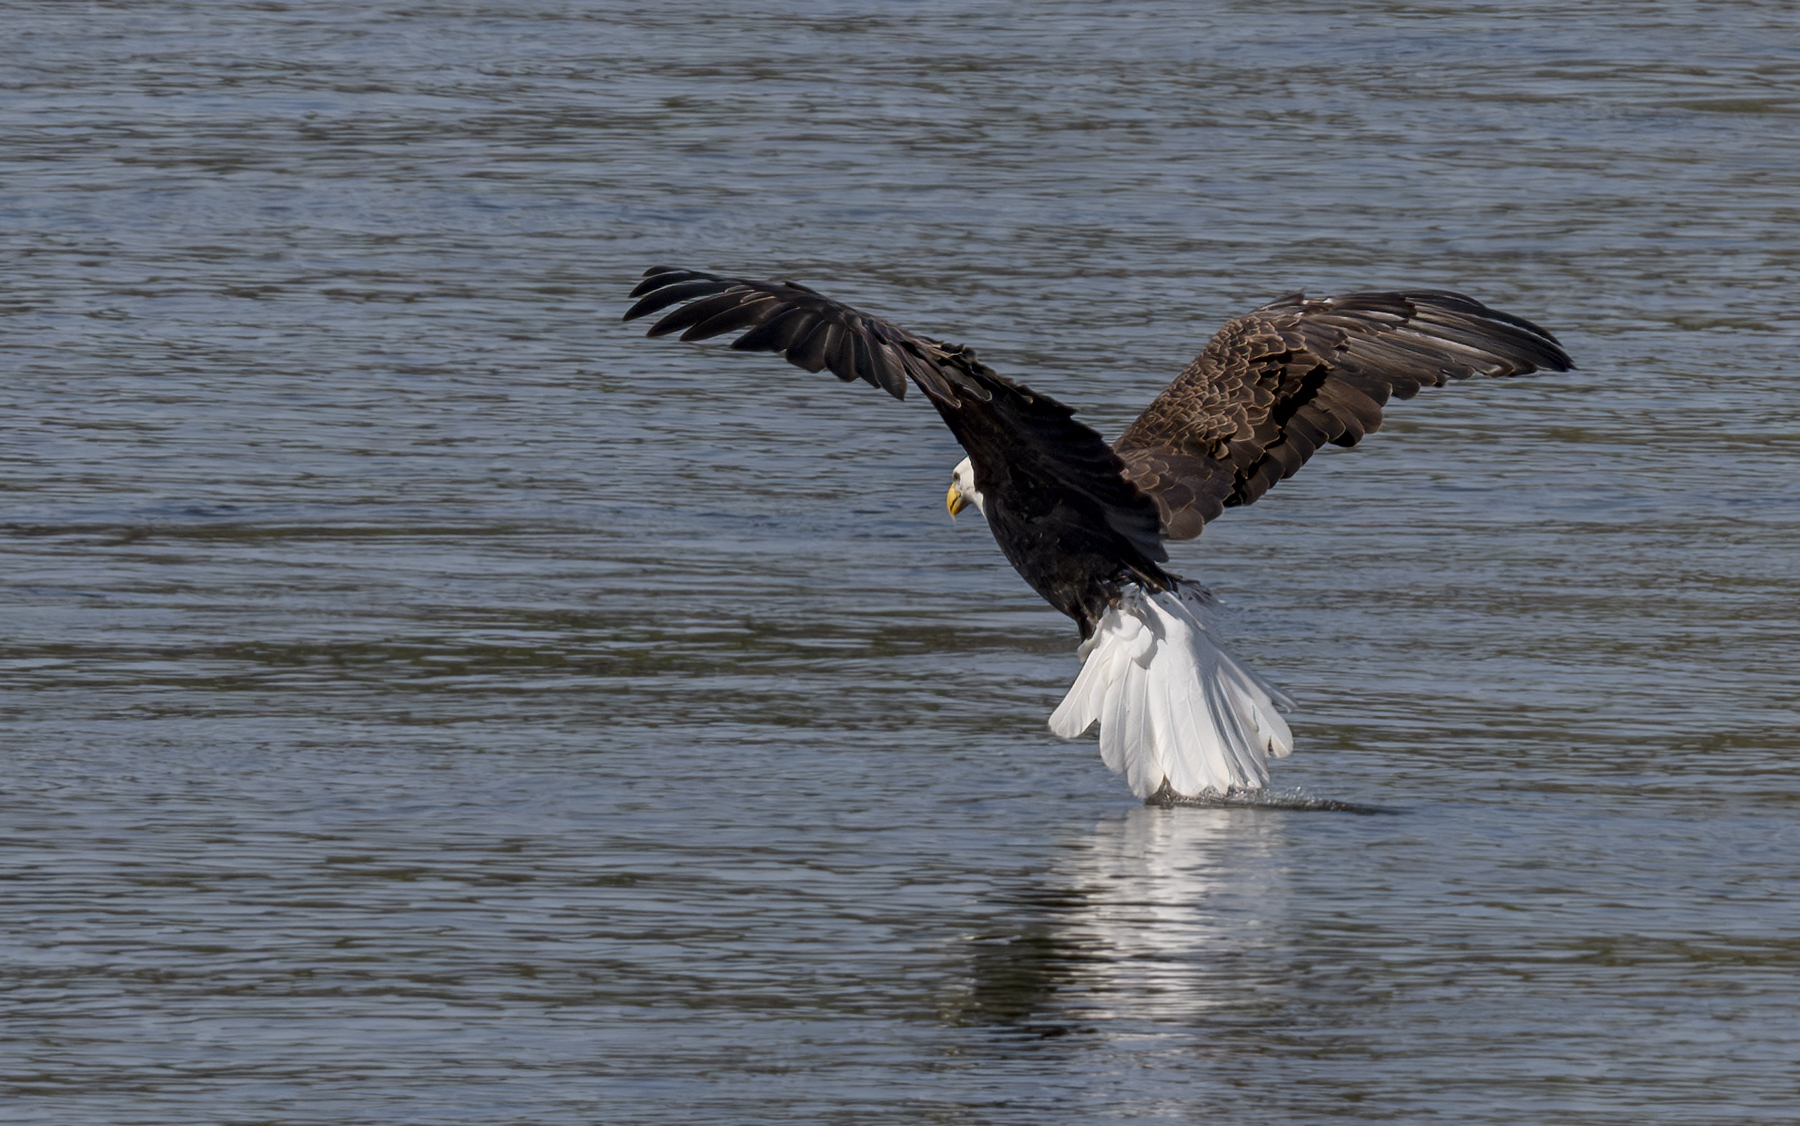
[625, 267, 1571, 802]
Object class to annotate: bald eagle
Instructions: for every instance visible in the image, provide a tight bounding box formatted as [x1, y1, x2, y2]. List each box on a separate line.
[625, 267, 1571, 801]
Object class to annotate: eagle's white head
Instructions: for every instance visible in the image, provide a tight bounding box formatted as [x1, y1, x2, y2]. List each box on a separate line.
[946, 456, 986, 518]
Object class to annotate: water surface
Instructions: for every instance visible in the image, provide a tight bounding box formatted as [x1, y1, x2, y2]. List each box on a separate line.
[5, 2, 1800, 1123]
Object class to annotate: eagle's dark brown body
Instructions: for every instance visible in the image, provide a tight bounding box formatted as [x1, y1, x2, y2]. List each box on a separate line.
[920, 359, 1172, 634]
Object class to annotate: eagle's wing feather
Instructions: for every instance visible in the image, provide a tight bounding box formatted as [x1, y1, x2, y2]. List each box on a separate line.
[1114, 290, 1573, 540]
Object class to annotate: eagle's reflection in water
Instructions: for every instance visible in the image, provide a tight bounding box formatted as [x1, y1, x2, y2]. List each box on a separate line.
[941, 804, 1293, 1036]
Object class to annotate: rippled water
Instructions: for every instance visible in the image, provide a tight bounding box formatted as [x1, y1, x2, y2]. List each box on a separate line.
[5, 2, 1800, 1123]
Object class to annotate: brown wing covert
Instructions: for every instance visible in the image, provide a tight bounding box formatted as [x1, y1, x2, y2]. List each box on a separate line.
[1113, 290, 1572, 541]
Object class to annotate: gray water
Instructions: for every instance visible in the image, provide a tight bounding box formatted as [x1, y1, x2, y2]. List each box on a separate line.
[5, 2, 1800, 1123]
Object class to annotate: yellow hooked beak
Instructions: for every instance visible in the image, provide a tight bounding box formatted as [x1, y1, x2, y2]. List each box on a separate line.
[946, 483, 969, 517]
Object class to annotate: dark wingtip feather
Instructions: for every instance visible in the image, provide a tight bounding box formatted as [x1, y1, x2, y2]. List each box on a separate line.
[625, 280, 731, 324]
[625, 265, 1017, 408]
[627, 266, 700, 301]
[1400, 291, 1575, 374]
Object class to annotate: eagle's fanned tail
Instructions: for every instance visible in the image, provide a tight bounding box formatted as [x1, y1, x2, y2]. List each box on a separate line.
[1049, 584, 1294, 798]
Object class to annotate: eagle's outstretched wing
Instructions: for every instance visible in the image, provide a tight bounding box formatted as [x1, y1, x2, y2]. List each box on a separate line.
[624, 268, 1170, 625]
[1114, 291, 1574, 539]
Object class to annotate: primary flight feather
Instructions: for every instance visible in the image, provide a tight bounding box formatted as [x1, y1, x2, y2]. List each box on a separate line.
[625, 267, 1572, 801]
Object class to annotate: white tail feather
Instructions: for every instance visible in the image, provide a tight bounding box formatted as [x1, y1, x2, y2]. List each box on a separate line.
[1048, 584, 1295, 799]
